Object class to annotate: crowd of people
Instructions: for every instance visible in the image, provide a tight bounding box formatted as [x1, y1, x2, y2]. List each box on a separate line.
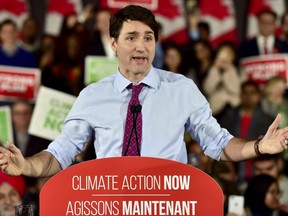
[1, 3, 288, 216]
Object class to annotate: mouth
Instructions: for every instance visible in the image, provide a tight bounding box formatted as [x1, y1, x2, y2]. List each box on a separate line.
[131, 56, 147, 63]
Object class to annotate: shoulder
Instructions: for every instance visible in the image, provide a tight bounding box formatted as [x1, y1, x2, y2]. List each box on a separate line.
[155, 68, 196, 86]
[80, 73, 116, 96]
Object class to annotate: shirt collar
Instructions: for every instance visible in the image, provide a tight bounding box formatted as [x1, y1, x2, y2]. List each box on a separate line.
[114, 66, 160, 92]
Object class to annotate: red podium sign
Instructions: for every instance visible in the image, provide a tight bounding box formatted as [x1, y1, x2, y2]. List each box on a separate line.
[40, 157, 223, 216]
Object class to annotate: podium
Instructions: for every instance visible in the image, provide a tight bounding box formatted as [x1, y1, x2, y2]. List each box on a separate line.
[40, 157, 224, 215]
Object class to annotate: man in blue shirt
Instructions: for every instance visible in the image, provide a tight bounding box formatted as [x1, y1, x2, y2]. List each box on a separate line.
[0, 19, 37, 68]
[0, 5, 288, 178]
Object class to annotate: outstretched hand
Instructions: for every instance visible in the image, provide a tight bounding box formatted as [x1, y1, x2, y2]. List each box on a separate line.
[260, 114, 288, 154]
[0, 141, 25, 176]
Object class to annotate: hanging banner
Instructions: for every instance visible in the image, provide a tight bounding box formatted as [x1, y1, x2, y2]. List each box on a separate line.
[240, 54, 288, 87]
[40, 157, 224, 216]
[0, 65, 40, 102]
[0, 106, 13, 145]
[28, 86, 76, 141]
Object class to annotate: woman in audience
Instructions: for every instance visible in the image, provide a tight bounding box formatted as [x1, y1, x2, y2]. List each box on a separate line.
[203, 41, 241, 121]
[244, 174, 288, 216]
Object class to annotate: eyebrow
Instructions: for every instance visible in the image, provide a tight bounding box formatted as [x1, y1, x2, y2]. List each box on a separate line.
[126, 30, 154, 36]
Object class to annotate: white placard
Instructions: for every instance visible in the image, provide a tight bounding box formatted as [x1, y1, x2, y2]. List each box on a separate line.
[29, 86, 76, 140]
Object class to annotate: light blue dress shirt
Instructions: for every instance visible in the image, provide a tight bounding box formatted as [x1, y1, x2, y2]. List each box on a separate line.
[46, 67, 233, 169]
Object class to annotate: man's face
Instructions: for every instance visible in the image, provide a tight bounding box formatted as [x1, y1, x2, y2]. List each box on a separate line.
[12, 102, 32, 131]
[0, 24, 18, 46]
[240, 85, 260, 110]
[258, 13, 276, 37]
[111, 20, 156, 82]
[0, 183, 22, 216]
[254, 159, 279, 179]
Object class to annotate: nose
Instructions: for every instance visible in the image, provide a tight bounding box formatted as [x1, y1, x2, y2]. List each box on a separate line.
[3, 196, 13, 205]
[135, 38, 145, 52]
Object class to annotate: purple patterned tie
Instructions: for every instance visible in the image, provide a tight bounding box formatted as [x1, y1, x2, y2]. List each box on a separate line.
[122, 83, 145, 156]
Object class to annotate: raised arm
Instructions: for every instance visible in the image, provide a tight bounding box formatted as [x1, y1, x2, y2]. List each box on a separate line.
[221, 114, 288, 161]
[0, 141, 61, 177]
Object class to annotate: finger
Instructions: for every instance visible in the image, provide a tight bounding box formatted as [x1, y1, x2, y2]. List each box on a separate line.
[267, 113, 281, 134]
[6, 141, 19, 154]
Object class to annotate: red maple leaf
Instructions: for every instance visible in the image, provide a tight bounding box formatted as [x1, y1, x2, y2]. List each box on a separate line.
[0, 1, 27, 16]
[47, 0, 77, 16]
[248, 0, 270, 15]
[199, 0, 230, 19]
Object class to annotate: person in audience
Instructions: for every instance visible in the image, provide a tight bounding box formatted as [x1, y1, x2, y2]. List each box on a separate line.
[152, 22, 165, 69]
[162, 42, 185, 74]
[187, 39, 214, 93]
[239, 9, 288, 59]
[220, 80, 275, 192]
[18, 16, 40, 53]
[252, 154, 288, 213]
[0, 19, 37, 68]
[0, 170, 26, 216]
[11, 100, 50, 157]
[203, 41, 241, 121]
[261, 75, 288, 129]
[280, 10, 288, 44]
[85, 8, 115, 58]
[210, 160, 240, 215]
[36, 34, 58, 71]
[244, 174, 288, 216]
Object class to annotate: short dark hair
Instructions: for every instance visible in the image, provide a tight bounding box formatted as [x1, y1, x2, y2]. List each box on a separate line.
[253, 153, 281, 162]
[0, 19, 17, 31]
[257, 9, 277, 21]
[241, 80, 260, 93]
[109, 5, 159, 42]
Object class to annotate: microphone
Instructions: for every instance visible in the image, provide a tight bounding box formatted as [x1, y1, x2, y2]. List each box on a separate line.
[124, 104, 142, 156]
[130, 104, 142, 113]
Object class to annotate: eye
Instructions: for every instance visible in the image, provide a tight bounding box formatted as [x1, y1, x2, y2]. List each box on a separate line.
[145, 37, 153, 42]
[127, 36, 135, 41]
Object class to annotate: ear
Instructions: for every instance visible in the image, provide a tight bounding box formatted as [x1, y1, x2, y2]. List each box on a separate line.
[111, 37, 117, 52]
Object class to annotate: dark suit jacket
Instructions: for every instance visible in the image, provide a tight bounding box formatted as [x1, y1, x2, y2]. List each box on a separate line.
[85, 31, 107, 56]
[239, 37, 288, 59]
[13, 132, 51, 157]
[219, 106, 274, 140]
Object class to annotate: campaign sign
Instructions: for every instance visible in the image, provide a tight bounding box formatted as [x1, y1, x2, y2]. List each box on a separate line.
[28, 86, 76, 141]
[240, 54, 288, 87]
[0, 65, 40, 101]
[0, 106, 13, 144]
[85, 56, 118, 85]
[40, 157, 223, 216]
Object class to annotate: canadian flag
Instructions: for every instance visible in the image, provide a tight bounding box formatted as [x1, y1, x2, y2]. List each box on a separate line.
[246, 0, 285, 39]
[0, 0, 28, 28]
[44, 0, 82, 36]
[100, 0, 188, 44]
[198, 0, 238, 46]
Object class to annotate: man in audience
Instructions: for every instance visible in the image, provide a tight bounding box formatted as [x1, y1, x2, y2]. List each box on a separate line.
[11, 100, 50, 157]
[239, 9, 288, 59]
[0, 171, 26, 216]
[220, 81, 274, 190]
[0, 19, 37, 68]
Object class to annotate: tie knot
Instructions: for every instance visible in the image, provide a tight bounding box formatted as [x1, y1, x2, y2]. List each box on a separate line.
[130, 83, 145, 97]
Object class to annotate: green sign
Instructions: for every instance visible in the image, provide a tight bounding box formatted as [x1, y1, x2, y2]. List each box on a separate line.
[0, 106, 13, 144]
[85, 56, 118, 85]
